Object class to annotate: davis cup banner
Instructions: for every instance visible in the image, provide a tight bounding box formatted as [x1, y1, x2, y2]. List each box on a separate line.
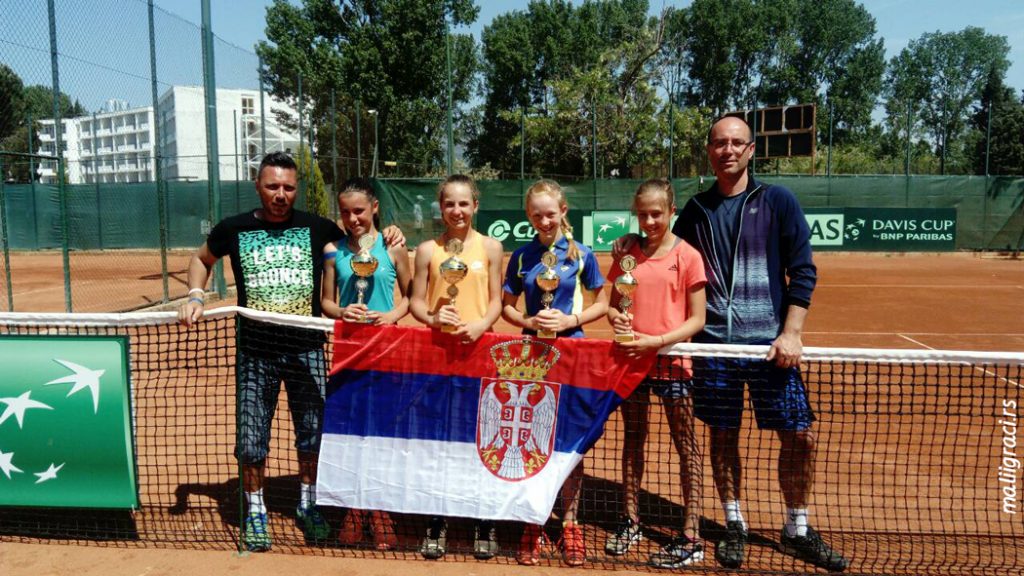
[317, 324, 653, 523]
[0, 335, 138, 509]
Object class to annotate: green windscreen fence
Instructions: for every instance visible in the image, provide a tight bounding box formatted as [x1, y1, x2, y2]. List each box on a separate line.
[374, 176, 1024, 252]
[1, 176, 1021, 251]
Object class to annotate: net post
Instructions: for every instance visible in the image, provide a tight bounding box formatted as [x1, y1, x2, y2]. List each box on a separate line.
[233, 313, 245, 554]
[148, 0, 170, 303]
[0, 154, 13, 311]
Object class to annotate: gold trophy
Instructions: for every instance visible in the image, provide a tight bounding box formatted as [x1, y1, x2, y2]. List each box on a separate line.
[613, 255, 639, 342]
[438, 238, 468, 333]
[534, 251, 560, 339]
[349, 234, 379, 322]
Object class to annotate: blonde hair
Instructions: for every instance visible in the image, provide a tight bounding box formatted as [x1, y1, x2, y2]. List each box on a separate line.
[437, 174, 480, 204]
[633, 178, 676, 212]
[525, 179, 579, 262]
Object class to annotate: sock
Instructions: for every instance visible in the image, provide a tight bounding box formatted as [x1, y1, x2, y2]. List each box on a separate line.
[300, 482, 316, 509]
[247, 489, 266, 515]
[723, 500, 747, 531]
[785, 507, 808, 538]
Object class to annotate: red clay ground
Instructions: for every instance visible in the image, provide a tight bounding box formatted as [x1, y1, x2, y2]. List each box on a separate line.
[1, 251, 1022, 575]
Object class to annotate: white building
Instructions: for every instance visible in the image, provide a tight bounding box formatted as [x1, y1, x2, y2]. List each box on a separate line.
[36, 87, 299, 185]
[157, 86, 300, 183]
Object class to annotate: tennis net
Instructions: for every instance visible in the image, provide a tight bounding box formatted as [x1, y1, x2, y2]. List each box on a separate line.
[0, 307, 1020, 575]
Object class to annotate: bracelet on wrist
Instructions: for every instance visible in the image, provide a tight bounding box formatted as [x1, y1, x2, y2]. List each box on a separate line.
[188, 297, 205, 306]
[187, 288, 205, 297]
[573, 313, 580, 327]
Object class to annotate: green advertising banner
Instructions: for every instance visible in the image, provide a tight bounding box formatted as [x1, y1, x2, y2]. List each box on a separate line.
[805, 208, 957, 251]
[0, 336, 138, 509]
[477, 210, 585, 251]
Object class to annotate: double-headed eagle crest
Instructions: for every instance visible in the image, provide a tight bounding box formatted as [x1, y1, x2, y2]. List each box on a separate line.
[477, 339, 561, 481]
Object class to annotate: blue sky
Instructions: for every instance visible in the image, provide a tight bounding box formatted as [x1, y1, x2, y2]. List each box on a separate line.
[1, 1, 1022, 112]
[168, 0, 1024, 91]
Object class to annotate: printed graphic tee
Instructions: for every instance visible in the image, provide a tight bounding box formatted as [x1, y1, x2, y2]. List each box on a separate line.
[207, 209, 344, 351]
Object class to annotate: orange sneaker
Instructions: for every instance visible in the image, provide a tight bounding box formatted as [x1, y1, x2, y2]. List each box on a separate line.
[559, 522, 586, 567]
[517, 523, 546, 566]
[337, 509, 366, 546]
[369, 510, 398, 550]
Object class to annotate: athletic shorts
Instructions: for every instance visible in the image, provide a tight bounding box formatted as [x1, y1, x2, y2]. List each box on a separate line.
[690, 356, 814, 430]
[640, 377, 692, 400]
[235, 348, 327, 464]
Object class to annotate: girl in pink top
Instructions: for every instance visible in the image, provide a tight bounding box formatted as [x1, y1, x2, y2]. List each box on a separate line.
[606, 178, 708, 567]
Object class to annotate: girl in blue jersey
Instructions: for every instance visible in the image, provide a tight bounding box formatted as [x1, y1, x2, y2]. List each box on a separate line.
[501, 179, 609, 566]
[321, 177, 412, 549]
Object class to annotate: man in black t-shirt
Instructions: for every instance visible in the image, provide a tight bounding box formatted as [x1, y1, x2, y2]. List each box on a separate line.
[178, 152, 341, 551]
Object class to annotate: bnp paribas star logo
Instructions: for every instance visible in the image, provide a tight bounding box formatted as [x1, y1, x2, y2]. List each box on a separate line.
[583, 211, 632, 252]
[0, 336, 138, 509]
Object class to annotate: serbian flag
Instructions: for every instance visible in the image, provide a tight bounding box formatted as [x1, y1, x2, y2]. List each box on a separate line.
[316, 323, 654, 524]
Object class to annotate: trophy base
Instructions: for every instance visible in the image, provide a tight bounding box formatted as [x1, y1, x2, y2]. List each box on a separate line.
[536, 329, 556, 340]
[440, 324, 457, 333]
[614, 332, 636, 343]
[348, 316, 374, 324]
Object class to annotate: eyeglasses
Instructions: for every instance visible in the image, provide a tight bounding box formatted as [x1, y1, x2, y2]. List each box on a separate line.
[709, 138, 753, 151]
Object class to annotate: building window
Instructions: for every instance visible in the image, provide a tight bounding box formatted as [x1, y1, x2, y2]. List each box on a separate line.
[242, 97, 255, 115]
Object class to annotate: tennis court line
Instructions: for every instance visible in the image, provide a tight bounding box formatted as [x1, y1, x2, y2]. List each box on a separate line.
[807, 331, 1024, 337]
[899, 334, 1021, 388]
[822, 284, 1023, 289]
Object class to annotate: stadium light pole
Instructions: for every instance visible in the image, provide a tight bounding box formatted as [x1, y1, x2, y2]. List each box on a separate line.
[368, 109, 379, 177]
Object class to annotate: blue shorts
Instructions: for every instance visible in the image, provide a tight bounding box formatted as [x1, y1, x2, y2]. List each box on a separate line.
[640, 377, 691, 400]
[690, 356, 814, 431]
[235, 348, 327, 464]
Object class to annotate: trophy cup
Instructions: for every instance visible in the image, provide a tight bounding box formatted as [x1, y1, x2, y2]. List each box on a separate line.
[613, 255, 639, 342]
[534, 251, 560, 339]
[349, 234, 378, 323]
[438, 238, 468, 333]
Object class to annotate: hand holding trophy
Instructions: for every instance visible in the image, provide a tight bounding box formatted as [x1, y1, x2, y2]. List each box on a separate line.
[613, 255, 638, 343]
[534, 251, 561, 339]
[438, 238, 468, 333]
[348, 234, 379, 323]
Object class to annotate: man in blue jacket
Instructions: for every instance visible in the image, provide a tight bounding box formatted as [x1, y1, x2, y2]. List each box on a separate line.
[672, 116, 846, 572]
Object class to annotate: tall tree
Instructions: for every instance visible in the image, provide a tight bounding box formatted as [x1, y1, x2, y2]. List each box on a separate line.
[971, 70, 1024, 176]
[0, 64, 25, 142]
[884, 27, 1010, 173]
[256, 0, 479, 180]
[468, 0, 651, 175]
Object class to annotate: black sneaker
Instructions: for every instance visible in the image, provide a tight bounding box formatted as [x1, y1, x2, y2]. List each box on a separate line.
[714, 520, 747, 568]
[420, 516, 447, 560]
[779, 526, 849, 572]
[473, 520, 499, 560]
[649, 535, 705, 568]
[604, 517, 642, 556]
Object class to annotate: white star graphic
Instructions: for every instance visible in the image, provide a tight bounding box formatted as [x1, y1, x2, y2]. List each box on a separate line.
[0, 391, 53, 428]
[34, 462, 65, 484]
[0, 449, 23, 479]
[598, 223, 612, 233]
[596, 235, 605, 245]
[45, 359, 105, 414]
[614, 216, 626, 227]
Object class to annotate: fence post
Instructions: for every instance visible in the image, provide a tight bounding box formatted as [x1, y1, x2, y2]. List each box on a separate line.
[148, 0, 169, 303]
[520, 106, 525, 195]
[297, 73, 305, 202]
[0, 155, 13, 311]
[200, 0, 225, 298]
[668, 100, 674, 180]
[258, 56, 267, 158]
[233, 110, 240, 214]
[592, 98, 597, 199]
[445, 15, 454, 175]
[48, 0, 72, 312]
[28, 114, 39, 248]
[356, 99, 362, 177]
[93, 112, 103, 249]
[331, 88, 338, 195]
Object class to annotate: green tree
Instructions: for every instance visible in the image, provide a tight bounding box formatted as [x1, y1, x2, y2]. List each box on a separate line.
[971, 71, 1024, 176]
[21, 85, 87, 120]
[296, 145, 329, 216]
[469, 0, 651, 175]
[256, 0, 479, 181]
[0, 64, 25, 142]
[884, 27, 1010, 174]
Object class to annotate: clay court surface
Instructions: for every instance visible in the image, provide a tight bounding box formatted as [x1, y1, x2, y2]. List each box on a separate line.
[1, 251, 1022, 575]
